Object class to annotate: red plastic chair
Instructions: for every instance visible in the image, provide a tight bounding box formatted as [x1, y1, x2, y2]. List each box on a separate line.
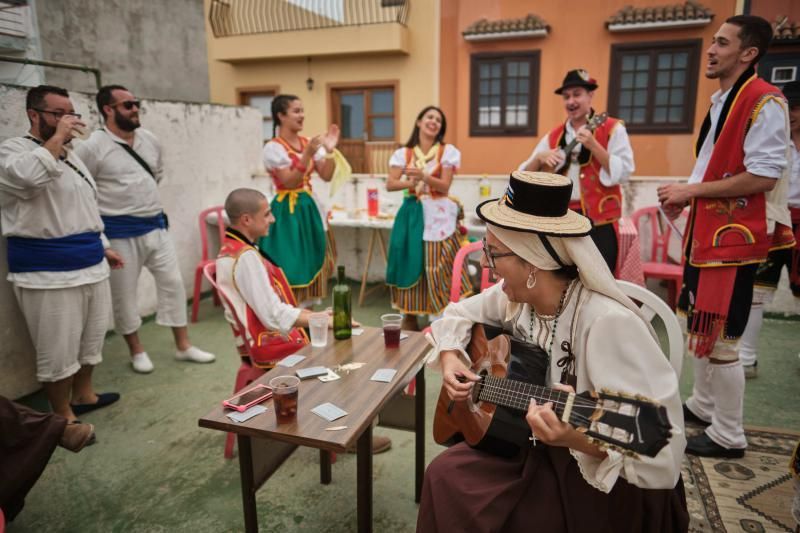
[630, 206, 686, 309]
[449, 240, 496, 303]
[191, 206, 227, 322]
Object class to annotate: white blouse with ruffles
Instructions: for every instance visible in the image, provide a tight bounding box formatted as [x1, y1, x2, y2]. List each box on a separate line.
[428, 281, 686, 493]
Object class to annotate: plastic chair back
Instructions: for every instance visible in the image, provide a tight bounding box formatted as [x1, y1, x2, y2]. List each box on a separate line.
[617, 280, 683, 377]
[199, 206, 227, 262]
[630, 206, 685, 264]
[449, 240, 496, 303]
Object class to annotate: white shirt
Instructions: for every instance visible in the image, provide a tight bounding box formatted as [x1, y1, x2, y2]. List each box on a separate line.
[0, 136, 110, 288]
[688, 88, 788, 185]
[519, 121, 635, 201]
[790, 142, 800, 208]
[74, 127, 164, 217]
[262, 140, 327, 174]
[388, 144, 461, 173]
[216, 247, 302, 343]
[428, 282, 685, 492]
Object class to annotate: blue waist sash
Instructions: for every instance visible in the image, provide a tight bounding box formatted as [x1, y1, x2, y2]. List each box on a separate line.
[101, 212, 167, 239]
[7, 232, 105, 273]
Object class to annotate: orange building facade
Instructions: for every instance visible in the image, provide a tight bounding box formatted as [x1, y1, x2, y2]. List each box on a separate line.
[439, 0, 742, 177]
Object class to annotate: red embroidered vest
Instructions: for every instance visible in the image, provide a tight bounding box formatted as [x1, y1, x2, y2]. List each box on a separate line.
[405, 145, 447, 199]
[218, 234, 308, 365]
[687, 75, 784, 267]
[268, 136, 316, 192]
[548, 118, 623, 225]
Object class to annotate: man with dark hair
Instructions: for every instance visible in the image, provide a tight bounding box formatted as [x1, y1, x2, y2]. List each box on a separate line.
[738, 80, 800, 376]
[658, 15, 790, 458]
[74, 85, 214, 374]
[519, 69, 635, 273]
[0, 85, 122, 422]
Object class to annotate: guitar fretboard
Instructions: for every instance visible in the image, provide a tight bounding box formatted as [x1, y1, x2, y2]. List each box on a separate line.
[478, 375, 574, 419]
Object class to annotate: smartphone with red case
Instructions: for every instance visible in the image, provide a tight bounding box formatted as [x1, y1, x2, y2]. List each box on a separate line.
[223, 384, 273, 412]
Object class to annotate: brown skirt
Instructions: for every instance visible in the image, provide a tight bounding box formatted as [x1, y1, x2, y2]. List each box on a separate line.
[0, 396, 66, 521]
[417, 442, 688, 533]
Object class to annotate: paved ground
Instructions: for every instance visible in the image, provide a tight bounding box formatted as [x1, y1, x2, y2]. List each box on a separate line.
[10, 284, 800, 532]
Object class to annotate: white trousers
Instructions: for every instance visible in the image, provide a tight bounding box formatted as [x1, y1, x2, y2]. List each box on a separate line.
[14, 280, 111, 382]
[681, 315, 747, 449]
[109, 229, 187, 335]
[738, 286, 775, 366]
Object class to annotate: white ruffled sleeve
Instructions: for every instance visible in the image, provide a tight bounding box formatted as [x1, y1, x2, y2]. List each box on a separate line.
[262, 141, 292, 171]
[441, 144, 461, 168]
[598, 122, 635, 187]
[389, 147, 406, 168]
[571, 304, 685, 492]
[427, 283, 510, 370]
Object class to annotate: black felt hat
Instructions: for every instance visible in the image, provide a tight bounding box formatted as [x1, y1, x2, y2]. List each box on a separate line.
[476, 171, 592, 236]
[554, 69, 598, 95]
[783, 80, 800, 107]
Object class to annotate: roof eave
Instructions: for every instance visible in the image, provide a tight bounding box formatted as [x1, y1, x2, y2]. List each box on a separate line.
[607, 18, 712, 33]
[463, 28, 549, 41]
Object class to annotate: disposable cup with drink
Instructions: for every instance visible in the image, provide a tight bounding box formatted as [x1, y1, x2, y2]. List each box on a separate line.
[309, 312, 329, 347]
[270, 375, 300, 424]
[381, 313, 403, 349]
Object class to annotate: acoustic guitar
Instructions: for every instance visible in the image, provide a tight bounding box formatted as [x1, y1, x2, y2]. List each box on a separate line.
[433, 324, 673, 458]
[543, 112, 608, 173]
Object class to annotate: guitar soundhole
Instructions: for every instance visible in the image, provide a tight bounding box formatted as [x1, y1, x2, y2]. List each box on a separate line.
[468, 370, 490, 413]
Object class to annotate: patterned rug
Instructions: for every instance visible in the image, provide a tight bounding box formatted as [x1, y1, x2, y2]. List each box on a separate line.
[683, 426, 800, 532]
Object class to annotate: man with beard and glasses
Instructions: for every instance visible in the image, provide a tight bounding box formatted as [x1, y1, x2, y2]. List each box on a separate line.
[75, 85, 215, 374]
[658, 15, 790, 458]
[519, 69, 635, 273]
[0, 85, 122, 424]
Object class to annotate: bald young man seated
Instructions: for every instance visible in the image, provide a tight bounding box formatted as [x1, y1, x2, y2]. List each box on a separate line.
[215, 188, 391, 454]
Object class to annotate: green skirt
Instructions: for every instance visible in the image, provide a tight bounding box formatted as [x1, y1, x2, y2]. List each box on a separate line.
[386, 196, 424, 290]
[258, 191, 326, 288]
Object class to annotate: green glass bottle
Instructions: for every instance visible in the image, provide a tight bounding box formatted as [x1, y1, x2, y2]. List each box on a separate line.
[332, 265, 352, 340]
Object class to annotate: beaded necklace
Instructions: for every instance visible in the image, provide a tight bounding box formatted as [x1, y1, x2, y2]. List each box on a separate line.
[527, 278, 576, 364]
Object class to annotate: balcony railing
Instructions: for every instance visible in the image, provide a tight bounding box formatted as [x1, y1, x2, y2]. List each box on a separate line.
[209, 0, 410, 38]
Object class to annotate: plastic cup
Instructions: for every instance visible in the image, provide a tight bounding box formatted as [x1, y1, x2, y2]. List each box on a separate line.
[270, 375, 300, 424]
[381, 313, 403, 349]
[309, 312, 328, 347]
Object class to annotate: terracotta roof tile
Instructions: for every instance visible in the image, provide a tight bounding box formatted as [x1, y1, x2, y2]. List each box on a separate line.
[463, 13, 549, 38]
[773, 15, 800, 41]
[606, 1, 713, 28]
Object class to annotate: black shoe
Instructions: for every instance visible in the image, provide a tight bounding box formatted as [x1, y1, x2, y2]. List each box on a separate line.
[71, 392, 121, 416]
[686, 433, 745, 458]
[682, 404, 711, 427]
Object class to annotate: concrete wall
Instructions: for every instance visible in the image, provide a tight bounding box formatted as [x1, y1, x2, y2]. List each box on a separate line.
[30, 0, 209, 101]
[0, 84, 264, 399]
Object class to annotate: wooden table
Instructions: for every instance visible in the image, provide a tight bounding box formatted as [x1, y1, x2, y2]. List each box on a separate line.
[198, 328, 430, 533]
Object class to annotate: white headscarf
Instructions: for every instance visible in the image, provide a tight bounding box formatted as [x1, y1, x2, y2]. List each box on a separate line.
[488, 223, 655, 337]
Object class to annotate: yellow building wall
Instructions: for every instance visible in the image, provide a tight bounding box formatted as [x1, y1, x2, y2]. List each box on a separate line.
[204, 0, 439, 144]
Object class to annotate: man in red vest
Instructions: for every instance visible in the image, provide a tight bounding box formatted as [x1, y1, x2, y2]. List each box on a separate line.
[216, 188, 391, 454]
[658, 15, 789, 458]
[520, 69, 635, 273]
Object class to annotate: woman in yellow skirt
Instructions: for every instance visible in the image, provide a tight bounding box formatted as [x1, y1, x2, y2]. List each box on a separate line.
[385, 106, 473, 331]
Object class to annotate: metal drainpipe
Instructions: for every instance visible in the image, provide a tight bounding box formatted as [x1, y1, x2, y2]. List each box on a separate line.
[0, 55, 102, 88]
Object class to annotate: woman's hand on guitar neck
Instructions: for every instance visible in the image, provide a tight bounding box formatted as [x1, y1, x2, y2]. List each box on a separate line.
[440, 350, 480, 401]
[526, 384, 607, 458]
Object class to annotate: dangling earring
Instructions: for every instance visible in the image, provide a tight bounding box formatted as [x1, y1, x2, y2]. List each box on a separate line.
[526, 269, 537, 289]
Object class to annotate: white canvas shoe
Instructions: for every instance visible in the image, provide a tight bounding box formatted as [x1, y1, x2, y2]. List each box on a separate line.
[175, 346, 216, 364]
[131, 352, 154, 374]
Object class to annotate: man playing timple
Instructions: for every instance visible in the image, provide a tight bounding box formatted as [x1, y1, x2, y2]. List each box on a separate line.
[75, 85, 215, 374]
[0, 85, 122, 421]
[520, 69, 635, 273]
[658, 16, 789, 458]
[216, 188, 391, 454]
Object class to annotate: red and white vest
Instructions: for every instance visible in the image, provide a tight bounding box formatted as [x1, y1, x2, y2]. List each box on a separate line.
[548, 118, 623, 225]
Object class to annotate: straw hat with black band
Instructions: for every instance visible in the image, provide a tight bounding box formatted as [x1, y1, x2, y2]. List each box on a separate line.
[477, 170, 653, 333]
